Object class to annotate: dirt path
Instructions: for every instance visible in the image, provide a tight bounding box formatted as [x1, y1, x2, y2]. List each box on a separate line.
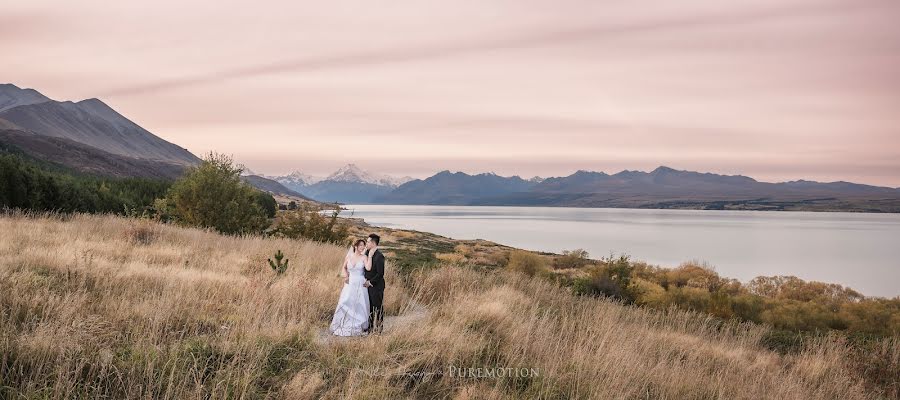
[315, 299, 429, 344]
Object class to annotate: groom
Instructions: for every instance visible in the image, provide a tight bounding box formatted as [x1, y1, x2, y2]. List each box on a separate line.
[363, 233, 385, 334]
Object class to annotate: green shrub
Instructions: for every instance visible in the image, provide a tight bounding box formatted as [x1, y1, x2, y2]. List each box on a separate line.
[160, 153, 269, 235]
[253, 191, 277, 218]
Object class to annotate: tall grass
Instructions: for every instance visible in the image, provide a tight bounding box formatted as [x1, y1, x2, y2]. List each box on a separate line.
[0, 213, 877, 398]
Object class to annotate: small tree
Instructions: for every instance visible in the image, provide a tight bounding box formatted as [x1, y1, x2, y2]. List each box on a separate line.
[268, 250, 289, 275]
[160, 153, 269, 235]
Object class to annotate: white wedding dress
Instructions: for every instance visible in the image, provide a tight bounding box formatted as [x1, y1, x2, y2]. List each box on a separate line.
[329, 257, 370, 336]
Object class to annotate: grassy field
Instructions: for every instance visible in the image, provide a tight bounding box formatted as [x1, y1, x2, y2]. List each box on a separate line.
[0, 213, 883, 398]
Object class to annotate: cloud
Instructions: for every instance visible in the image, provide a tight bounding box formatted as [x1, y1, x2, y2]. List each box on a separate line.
[0, 12, 57, 40]
[98, 0, 871, 97]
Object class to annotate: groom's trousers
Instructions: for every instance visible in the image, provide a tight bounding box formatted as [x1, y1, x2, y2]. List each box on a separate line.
[368, 287, 384, 333]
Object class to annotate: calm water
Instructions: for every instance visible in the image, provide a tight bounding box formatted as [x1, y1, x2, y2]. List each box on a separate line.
[346, 205, 900, 297]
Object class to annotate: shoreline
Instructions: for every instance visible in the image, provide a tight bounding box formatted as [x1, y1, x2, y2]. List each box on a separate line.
[339, 203, 900, 215]
[332, 200, 900, 214]
[340, 213, 895, 300]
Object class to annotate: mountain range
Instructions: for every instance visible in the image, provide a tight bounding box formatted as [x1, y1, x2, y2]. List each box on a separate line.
[261, 163, 900, 212]
[270, 164, 413, 203]
[369, 167, 900, 212]
[0, 83, 303, 199]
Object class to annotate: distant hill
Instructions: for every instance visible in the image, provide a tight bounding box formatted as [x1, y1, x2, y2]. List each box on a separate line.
[504, 166, 900, 206]
[0, 86, 199, 166]
[373, 166, 900, 212]
[273, 164, 413, 203]
[375, 171, 537, 205]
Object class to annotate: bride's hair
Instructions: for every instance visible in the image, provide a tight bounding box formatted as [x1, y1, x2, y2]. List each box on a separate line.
[346, 239, 366, 260]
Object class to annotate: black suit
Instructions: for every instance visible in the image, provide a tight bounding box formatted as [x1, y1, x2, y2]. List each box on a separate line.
[364, 249, 385, 332]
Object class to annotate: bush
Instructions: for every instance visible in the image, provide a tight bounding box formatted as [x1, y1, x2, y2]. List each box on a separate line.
[761, 300, 848, 331]
[506, 250, 546, 277]
[748, 275, 863, 303]
[159, 153, 269, 235]
[554, 249, 590, 269]
[572, 255, 636, 303]
[839, 299, 900, 336]
[270, 203, 349, 244]
[667, 262, 724, 291]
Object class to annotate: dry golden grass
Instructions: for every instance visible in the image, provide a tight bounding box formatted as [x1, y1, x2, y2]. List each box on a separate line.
[435, 253, 468, 265]
[0, 213, 873, 399]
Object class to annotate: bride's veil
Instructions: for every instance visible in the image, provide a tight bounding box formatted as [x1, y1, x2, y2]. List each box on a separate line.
[345, 245, 354, 260]
[344, 240, 357, 264]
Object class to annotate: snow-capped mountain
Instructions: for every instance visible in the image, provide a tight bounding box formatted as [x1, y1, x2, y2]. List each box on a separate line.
[278, 170, 324, 186]
[271, 164, 413, 203]
[325, 164, 412, 187]
[393, 175, 416, 186]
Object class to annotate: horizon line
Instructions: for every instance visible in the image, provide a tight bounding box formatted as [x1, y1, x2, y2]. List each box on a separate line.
[245, 163, 900, 189]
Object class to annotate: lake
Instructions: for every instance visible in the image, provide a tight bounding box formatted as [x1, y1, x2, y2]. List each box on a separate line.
[345, 205, 900, 297]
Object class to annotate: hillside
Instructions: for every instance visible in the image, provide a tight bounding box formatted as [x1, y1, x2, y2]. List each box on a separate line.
[0, 213, 880, 398]
[0, 129, 186, 179]
[0, 99, 199, 166]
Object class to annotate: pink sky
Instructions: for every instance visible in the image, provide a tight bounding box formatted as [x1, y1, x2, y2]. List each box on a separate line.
[4, 0, 899, 185]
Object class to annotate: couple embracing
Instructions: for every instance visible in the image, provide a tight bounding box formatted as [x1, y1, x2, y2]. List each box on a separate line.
[329, 234, 385, 336]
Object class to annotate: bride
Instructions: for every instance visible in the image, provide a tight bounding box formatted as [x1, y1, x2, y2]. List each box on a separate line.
[329, 239, 372, 336]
